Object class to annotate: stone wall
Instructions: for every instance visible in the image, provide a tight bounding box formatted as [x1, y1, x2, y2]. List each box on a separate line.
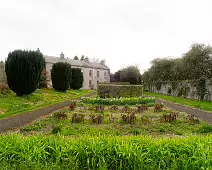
[0, 61, 7, 83]
[146, 79, 212, 101]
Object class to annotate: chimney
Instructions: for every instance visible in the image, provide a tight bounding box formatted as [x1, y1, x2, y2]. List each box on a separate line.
[100, 60, 105, 65]
[60, 52, 65, 59]
[36, 48, 40, 53]
[84, 57, 89, 62]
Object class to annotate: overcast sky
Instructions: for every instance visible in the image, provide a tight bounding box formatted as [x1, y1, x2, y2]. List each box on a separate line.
[0, 0, 212, 73]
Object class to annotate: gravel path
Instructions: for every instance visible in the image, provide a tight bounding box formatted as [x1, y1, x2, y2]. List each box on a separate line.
[156, 98, 212, 124]
[0, 92, 96, 133]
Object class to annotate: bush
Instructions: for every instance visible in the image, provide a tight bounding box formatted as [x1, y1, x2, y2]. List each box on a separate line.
[97, 84, 143, 98]
[51, 62, 72, 92]
[5, 50, 45, 96]
[53, 111, 68, 120]
[51, 125, 62, 134]
[0, 83, 10, 95]
[70, 68, 83, 89]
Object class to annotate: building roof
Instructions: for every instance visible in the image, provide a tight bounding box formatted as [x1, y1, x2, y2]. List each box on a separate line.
[44, 55, 110, 70]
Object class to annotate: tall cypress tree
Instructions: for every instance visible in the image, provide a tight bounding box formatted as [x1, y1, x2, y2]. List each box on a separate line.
[51, 62, 72, 92]
[5, 50, 45, 96]
[70, 68, 83, 90]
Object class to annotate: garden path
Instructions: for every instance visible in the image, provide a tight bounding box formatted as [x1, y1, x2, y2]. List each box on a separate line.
[0, 92, 96, 133]
[156, 99, 212, 123]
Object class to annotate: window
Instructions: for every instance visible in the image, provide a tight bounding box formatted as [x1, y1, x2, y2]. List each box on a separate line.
[89, 80, 92, 87]
[89, 70, 92, 76]
[97, 71, 100, 77]
[97, 81, 99, 84]
[104, 71, 107, 77]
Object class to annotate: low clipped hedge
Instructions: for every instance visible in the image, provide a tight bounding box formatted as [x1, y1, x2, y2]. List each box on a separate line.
[82, 97, 155, 106]
[100, 82, 130, 85]
[97, 84, 143, 98]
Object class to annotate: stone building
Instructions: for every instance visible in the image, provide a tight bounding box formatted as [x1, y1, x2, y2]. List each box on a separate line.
[44, 53, 110, 89]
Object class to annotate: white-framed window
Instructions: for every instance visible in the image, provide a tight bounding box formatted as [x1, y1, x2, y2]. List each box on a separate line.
[97, 71, 100, 77]
[89, 70, 92, 76]
[89, 80, 92, 87]
[104, 71, 107, 77]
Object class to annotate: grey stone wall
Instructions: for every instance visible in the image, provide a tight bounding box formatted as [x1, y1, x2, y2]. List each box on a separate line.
[0, 61, 7, 83]
[147, 79, 212, 101]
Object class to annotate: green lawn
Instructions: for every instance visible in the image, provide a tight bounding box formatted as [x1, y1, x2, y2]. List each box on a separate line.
[145, 92, 212, 112]
[0, 89, 93, 119]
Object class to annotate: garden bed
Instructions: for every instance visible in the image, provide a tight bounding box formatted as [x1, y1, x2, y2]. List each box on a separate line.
[20, 98, 212, 137]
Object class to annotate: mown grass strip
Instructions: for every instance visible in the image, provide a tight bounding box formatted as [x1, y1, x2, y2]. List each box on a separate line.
[145, 92, 212, 112]
[0, 134, 211, 169]
[0, 89, 93, 119]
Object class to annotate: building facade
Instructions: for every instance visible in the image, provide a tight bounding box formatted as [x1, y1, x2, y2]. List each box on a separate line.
[44, 53, 110, 89]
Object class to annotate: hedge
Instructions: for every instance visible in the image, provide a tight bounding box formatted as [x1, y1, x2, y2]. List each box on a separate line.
[100, 82, 130, 85]
[97, 84, 143, 98]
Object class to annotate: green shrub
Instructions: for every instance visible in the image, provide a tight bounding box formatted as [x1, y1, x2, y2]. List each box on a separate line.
[51, 62, 72, 92]
[82, 97, 155, 106]
[51, 125, 62, 134]
[97, 84, 143, 98]
[5, 50, 45, 96]
[70, 68, 83, 89]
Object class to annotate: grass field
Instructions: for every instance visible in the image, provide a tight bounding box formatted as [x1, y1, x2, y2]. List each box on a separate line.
[0, 134, 211, 169]
[0, 89, 92, 119]
[145, 92, 212, 112]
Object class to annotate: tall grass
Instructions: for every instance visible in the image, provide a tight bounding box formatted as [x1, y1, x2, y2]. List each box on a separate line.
[0, 134, 211, 169]
[82, 97, 155, 106]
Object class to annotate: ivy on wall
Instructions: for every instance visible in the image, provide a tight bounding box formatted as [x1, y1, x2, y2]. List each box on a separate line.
[155, 81, 162, 91]
[197, 77, 207, 100]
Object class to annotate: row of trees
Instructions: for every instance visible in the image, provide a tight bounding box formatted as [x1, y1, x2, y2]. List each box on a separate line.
[110, 66, 142, 85]
[51, 62, 83, 92]
[5, 50, 83, 96]
[142, 43, 212, 83]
